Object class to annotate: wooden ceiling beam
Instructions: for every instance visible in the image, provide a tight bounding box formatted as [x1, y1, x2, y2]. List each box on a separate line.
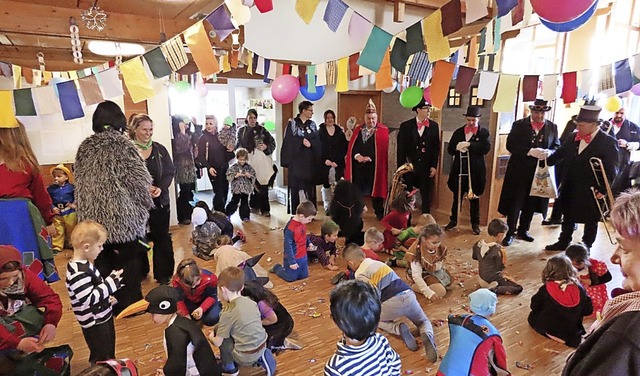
[0, 45, 109, 70]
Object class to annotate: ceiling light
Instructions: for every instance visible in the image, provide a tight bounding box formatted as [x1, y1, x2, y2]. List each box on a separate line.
[87, 41, 145, 57]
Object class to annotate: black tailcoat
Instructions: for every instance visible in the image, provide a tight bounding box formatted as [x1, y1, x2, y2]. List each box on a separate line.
[446, 126, 491, 195]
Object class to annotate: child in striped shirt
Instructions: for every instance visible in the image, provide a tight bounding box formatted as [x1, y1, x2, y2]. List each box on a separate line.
[66, 220, 123, 364]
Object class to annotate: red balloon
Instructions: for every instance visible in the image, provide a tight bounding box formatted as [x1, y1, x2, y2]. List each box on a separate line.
[531, 0, 597, 23]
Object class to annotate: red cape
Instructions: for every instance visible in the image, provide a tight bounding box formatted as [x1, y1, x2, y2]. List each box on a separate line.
[344, 123, 389, 198]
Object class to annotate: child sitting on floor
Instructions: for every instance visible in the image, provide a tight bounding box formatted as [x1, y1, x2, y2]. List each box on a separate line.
[242, 280, 302, 353]
[330, 227, 382, 285]
[208, 267, 276, 375]
[190, 207, 222, 261]
[171, 258, 221, 326]
[438, 289, 509, 376]
[271, 201, 316, 282]
[472, 218, 523, 295]
[329, 180, 366, 245]
[565, 243, 611, 317]
[387, 214, 435, 268]
[405, 224, 452, 301]
[307, 220, 341, 271]
[528, 254, 593, 348]
[324, 279, 402, 376]
[47, 164, 77, 254]
[214, 235, 273, 289]
[194, 201, 246, 244]
[380, 190, 415, 253]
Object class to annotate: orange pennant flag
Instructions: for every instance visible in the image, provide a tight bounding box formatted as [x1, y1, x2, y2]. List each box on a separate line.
[184, 22, 220, 76]
[230, 50, 239, 68]
[430, 60, 456, 109]
[375, 49, 393, 90]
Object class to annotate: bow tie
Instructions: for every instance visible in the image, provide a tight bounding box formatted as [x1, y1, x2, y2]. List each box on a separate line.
[532, 122, 544, 132]
[464, 125, 478, 135]
[575, 133, 592, 144]
[417, 119, 430, 130]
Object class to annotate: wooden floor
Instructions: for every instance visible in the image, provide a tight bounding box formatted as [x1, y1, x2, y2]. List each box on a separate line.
[47, 198, 621, 375]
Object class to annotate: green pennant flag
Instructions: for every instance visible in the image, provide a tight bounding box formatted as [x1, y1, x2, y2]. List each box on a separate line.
[143, 47, 172, 79]
[14, 88, 37, 116]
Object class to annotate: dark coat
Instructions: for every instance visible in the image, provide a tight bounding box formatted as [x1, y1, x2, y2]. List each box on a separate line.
[397, 117, 440, 173]
[497, 117, 560, 216]
[547, 130, 618, 223]
[554, 116, 578, 184]
[446, 126, 491, 196]
[163, 315, 221, 376]
[319, 123, 348, 183]
[236, 124, 276, 155]
[604, 119, 640, 168]
[146, 142, 175, 207]
[195, 131, 234, 171]
[280, 117, 323, 184]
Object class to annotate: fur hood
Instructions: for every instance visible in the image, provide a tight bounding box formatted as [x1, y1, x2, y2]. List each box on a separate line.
[74, 130, 154, 243]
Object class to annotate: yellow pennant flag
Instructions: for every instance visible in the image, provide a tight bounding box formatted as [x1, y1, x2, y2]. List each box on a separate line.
[0, 91, 19, 128]
[119, 57, 156, 103]
[375, 49, 393, 90]
[295, 0, 320, 24]
[493, 74, 521, 113]
[43, 71, 52, 85]
[223, 54, 231, 72]
[336, 57, 349, 92]
[12, 65, 22, 89]
[423, 10, 451, 63]
[247, 52, 253, 74]
[184, 22, 220, 76]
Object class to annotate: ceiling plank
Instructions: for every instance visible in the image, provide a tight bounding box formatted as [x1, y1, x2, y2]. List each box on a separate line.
[0, 45, 109, 70]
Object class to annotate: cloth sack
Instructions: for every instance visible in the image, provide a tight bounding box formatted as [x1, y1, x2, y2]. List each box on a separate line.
[530, 159, 557, 199]
[248, 149, 275, 185]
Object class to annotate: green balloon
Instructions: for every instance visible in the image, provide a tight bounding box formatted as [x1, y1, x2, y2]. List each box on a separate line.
[399, 86, 423, 109]
[175, 81, 191, 93]
[264, 120, 276, 131]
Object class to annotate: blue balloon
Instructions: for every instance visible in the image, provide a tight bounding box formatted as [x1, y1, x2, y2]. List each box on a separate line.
[300, 82, 326, 101]
[539, 0, 598, 32]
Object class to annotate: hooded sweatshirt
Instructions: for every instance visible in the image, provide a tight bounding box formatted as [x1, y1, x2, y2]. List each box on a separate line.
[472, 240, 506, 283]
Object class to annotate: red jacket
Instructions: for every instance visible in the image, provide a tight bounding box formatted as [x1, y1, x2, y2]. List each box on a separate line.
[171, 274, 218, 317]
[381, 210, 411, 249]
[0, 269, 63, 350]
[345, 123, 389, 198]
[0, 163, 54, 225]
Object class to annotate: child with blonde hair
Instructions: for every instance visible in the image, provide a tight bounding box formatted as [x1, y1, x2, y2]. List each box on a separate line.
[170, 258, 221, 326]
[406, 224, 452, 301]
[386, 214, 435, 268]
[330, 227, 382, 285]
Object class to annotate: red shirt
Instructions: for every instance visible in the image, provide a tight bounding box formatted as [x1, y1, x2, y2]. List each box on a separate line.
[362, 247, 381, 261]
[284, 218, 308, 264]
[0, 164, 54, 224]
[171, 273, 218, 316]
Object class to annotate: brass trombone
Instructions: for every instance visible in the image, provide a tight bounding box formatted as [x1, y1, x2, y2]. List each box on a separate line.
[384, 162, 413, 216]
[589, 157, 617, 245]
[458, 150, 479, 214]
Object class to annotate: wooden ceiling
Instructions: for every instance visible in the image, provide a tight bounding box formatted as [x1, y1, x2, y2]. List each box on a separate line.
[0, 0, 493, 72]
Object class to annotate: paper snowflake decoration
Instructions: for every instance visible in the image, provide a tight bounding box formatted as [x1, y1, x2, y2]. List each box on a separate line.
[81, 5, 107, 31]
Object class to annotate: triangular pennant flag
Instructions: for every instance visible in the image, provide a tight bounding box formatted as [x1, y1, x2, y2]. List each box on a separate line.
[295, 0, 320, 24]
[57, 81, 85, 120]
[423, 11, 450, 62]
[184, 22, 220, 76]
[430, 60, 456, 109]
[12, 65, 22, 89]
[357, 26, 393, 73]
[477, 71, 500, 99]
[13, 89, 37, 116]
[561, 72, 577, 104]
[78, 75, 104, 106]
[316, 63, 327, 86]
[522, 75, 539, 102]
[375, 49, 393, 90]
[614, 59, 633, 94]
[390, 38, 409, 73]
[120, 57, 156, 103]
[144, 47, 172, 78]
[348, 11, 372, 42]
[98, 68, 125, 99]
[441, 0, 463, 36]
[493, 74, 520, 112]
[206, 5, 236, 41]
[454, 66, 476, 95]
[542, 74, 558, 101]
[336, 57, 349, 92]
[496, 0, 518, 18]
[33, 86, 59, 115]
[324, 0, 349, 32]
[465, 0, 488, 24]
[0, 91, 19, 128]
[161, 36, 189, 72]
[407, 51, 431, 83]
[406, 21, 425, 55]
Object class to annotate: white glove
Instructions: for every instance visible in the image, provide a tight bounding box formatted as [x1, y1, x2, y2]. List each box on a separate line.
[628, 142, 640, 151]
[456, 142, 470, 152]
[538, 149, 551, 159]
[527, 148, 543, 159]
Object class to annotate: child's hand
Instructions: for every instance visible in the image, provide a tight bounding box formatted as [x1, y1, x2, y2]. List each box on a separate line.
[52, 207, 61, 215]
[17, 337, 43, 354]
[112, 269, 124, 279]
[325, 264, 339, 271]
[329, 255, 336, 265]
[429, 294, 442, 301]
[192, 308, 204, 320]
[290, 263, 299, 270]
[391, 228, 401, 235]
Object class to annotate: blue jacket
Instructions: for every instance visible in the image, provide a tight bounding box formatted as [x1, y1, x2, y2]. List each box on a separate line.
[47, 183, 75, 215]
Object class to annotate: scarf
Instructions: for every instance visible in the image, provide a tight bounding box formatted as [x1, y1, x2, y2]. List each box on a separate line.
[135, 139, 153, 150]
[593, 291, 640, 331]
[361, 126, 376, 143]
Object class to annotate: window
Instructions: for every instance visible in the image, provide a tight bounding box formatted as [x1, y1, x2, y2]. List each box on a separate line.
[447, 87, 462, 107]
[469, 86, 485, 107]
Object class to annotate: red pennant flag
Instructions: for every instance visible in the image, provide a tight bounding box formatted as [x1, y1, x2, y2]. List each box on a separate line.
[298, 65, 307, 87]
[561, 72, 577, 104]
[282, 64, 291, 75]
[455, 66, 476, 95]
[522, 75, 539, 102]
[349, 53, 361, 81]
[440, 0, 463, 36]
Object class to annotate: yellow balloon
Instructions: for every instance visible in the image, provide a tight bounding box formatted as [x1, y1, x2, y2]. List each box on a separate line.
[605, 96, 623, 113]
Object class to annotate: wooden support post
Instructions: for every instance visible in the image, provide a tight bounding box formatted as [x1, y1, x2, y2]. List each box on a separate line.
[394, 0, 405, 23]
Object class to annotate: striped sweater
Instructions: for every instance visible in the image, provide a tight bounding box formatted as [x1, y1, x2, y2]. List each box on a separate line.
[324, 333, 401, 376]
[66, 260, 121, 328]
[354, 258, 410, 302]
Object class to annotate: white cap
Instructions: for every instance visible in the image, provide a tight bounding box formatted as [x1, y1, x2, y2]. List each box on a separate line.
[191, 207, 207, 226]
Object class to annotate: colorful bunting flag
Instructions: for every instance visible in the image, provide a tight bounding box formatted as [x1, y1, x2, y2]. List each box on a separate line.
[522, 75, 539, 102]
[406, 21, 425, 55]
[324, 0, 349, 32]
[465, 0, 488, 24]
[579, 69, 593, 98]
[349, 54, 361, 81]
[598, 64, 614, 93]
[230, 50, 239, 68]
[407, 51, 431, 83]
[256, 56, 265, 75]
[512, 0, 524, 25]
[206, 5, 236, 41]
[255, 0, 274, 13]
[496, 0, 518, 18]
[375, 49, 393, 90]
[12, 65, 21, 89]
[430, 60, 455, 109]
[493, 18, 502, 54]
[144, 47, 172, 79]
[98, 68, 124, 99]
[423, 11, 451, 63]
[78, 75, 104, 106]
[477, 71, 500, 99]
[454, 66, 476, 95]
[160, 36, 188, 72]
[316, 63, 327, 86]
[441, 0, 463, 36]
[614, 59, 633, 94]
[33, 86, 59, 115]
[119, 57, 156, 103]
[33, 70, 42, 86]
[57, 81, 85, 121]
[22, 68, 33, 85]
[0, 91, 19, 128]
[263, 59, 270, 83]
[225, 0, 251, 25]
[223, 55, 231, 72]
[357, 26, 392, 72]
[184, 22, 220, 76]
[348, 11, 372, 42]
[13, 89, 37, 116]
[307, 65, 317, 93]
[252, 53, 260, 74]
[295, 0, 320, 24]
[561, 72, 577, 104]
[336, 57, 349, 92]
[493, 74, 520, 112]
[0, 63, 10, 78]
[326, 61, 337, 85]
[390, 39, 409, 73]
[542, 74, 558, 101]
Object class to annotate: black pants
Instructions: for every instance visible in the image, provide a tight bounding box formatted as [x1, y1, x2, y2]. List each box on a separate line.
[506, 208, 534, 236]
[95, 241, 144, 316]
[407, 172, 434, 214]
[289, 181, 314, 214]
[208, 168, 229, 212]
[371, 197, 384, 219]
[250, 183, 270, 214]
[176, 183, 195, 222]
[558, 220, 598, 248]
[450, 192, 480, 225]
[226, 193, 249, 220]
[148, 205, 175, 283]
[547, 196, 563, 221]
[82, 317, 115, 363]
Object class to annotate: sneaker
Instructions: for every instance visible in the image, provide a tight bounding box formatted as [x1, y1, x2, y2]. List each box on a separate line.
[268, 265, 277, 273]
[541, 218, 562, 226]
[421, 332, 438, 363]
[330, 271, 347, 285]
[385, 258, 397, 267]
[236, 230, 247, 242]
[221, 364, 239, 376]
[179, 219, 191, 225]
[256, 350, 277, 376]
[283, 337, 303, 350]
[399, 323, 418, 351]
[444, 221, 457, 231]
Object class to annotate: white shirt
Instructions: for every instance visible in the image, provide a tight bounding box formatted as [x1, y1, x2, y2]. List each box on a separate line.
[416, 117, 425, 137]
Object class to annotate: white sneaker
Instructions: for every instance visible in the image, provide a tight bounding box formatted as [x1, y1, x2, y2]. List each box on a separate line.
[284, 337, 303, 350]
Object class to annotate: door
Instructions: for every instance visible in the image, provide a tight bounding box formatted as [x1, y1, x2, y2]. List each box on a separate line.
[337, 91, 382, 142]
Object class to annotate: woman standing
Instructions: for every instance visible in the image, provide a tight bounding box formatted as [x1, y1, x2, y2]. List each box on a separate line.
[129, 114, 176, 285]
[196, 115, 234, 212]
[237, 109, 276, 217]
[171, 115, 197, 225]
[75, 100, 154, 315]
[318, 109, 347, 213]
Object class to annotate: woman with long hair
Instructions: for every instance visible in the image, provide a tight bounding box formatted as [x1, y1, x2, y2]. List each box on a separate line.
[318, 109, 347, 213]
[171, 115, 197, 225]
[196, 115, 234, 212]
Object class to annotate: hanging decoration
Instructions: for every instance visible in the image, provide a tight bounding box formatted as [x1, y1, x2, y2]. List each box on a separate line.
[37, 52, 45, 72]
[271, 74, 300, 104]
[69, 18, 83, 65]
[81, 1, 108, 31]
[399, 86, 423, 108]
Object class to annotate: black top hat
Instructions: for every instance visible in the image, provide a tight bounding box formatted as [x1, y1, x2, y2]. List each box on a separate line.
[145, 285, 179, 314]
[576, 105, 602, 123]
[463, 106, 482, 117]
[529, 99, 551, 112]
[412, 97, 432, 112]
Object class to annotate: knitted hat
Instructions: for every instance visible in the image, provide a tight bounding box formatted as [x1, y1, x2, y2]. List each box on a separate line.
[145, 285, 179, 314]
[469, 288, 498, 316]
[0, 245, 22, 269]
[223, 116, 234, 126]
[50, 164, 73, 179]
[191, 207, 208, 227]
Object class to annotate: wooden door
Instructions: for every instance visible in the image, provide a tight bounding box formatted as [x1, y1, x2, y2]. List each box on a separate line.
[337, 91, 382, 139]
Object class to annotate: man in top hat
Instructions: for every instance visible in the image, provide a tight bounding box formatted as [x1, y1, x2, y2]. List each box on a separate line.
[604, 106, 640, 195]
[497, 99, 561, 246]
[397, 98, 441, 215]
[345, 99, 389, 219]
[445, 106, 491, 235]
[545, 105, 618, 251]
